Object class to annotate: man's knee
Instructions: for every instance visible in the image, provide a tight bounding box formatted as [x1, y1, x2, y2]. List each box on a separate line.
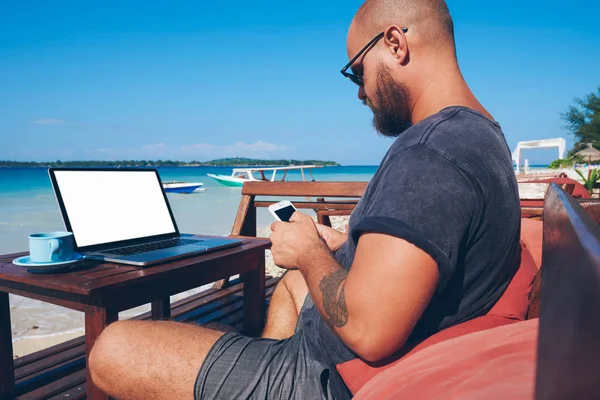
[89, 320, 135, 389]
[89, 320, 222, 399]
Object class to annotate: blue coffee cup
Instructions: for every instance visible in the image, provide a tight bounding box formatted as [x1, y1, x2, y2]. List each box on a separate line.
[29, 232, 75, 263]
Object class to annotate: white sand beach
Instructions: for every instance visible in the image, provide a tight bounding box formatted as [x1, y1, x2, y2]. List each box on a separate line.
[11, 216, 350, 359]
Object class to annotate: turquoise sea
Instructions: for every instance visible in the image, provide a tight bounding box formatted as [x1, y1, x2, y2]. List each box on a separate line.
[0, 166, 377, 255]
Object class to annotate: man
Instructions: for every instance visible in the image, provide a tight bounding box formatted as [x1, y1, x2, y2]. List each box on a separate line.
[89, 0, 520, 398]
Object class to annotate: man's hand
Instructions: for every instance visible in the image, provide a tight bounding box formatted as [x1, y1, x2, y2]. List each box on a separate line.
[270, 211, 329, 270]
[315, 223, 347, 252]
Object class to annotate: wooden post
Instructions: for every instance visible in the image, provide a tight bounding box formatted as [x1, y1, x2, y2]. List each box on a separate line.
[316, 198, 332, 227]
[238, 200, 257, 237]
[0, 292, 15, 400]
[85, 306, 118, 400]
[242, 252, 266, 337]
[151, 298, 171, 320]
[216, 192, 257, 290]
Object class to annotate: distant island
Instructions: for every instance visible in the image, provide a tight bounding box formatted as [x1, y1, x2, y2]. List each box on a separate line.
[0, 158, 340, 168]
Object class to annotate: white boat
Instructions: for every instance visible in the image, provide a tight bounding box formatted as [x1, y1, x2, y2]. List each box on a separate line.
[207, 165, 322, 187]
[162, 181, 205, 194]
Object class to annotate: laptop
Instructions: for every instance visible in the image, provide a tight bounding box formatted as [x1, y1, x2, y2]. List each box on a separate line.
[48, 167, 243, 266]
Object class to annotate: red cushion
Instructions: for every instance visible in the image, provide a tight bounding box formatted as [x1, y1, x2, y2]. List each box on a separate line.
[520, 218, 542, 269]
[354, 319, 538, 400]
[337, 315, 520, 394]
[487, 242, 538, 320]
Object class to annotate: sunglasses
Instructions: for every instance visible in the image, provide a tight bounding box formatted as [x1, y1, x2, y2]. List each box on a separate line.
[340, 28, 408, 86]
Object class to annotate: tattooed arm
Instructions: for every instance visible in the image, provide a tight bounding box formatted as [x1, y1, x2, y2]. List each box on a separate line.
[271, 212, 439, 362]
[319, 268, 349, 328]
[296, 232, 439, 363]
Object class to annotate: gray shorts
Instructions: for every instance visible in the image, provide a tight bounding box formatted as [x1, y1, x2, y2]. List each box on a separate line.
[194, 295, 353, 400]
[194, 330, 351, 400]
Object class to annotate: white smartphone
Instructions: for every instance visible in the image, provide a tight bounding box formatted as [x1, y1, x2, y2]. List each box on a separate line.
[268, 200, 297, 222]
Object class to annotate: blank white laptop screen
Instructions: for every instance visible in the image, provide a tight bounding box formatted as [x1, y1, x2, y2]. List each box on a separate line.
[53, 170, 176, 248]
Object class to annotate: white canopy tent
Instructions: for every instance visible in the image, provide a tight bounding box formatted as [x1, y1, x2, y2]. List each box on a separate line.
[512, 138, 567, 174]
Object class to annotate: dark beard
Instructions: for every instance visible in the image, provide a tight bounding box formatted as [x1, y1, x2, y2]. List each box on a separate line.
[366, 66, 412, 137]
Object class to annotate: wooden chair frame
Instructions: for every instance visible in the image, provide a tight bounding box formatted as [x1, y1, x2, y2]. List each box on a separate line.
[231, 181, 368, 237]
[535, 184, 600, 399]
[213, 182, 367, 289]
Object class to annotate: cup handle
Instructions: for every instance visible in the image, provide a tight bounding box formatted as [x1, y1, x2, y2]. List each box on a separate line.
[49, 239, 60, 256]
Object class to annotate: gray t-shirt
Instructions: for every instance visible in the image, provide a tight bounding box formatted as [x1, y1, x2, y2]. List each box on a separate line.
[298, 106, 521, 370]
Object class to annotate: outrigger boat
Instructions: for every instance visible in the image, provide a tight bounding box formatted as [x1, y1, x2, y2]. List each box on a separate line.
[162, 181, 206, 194]
[207, 165, 322, 187]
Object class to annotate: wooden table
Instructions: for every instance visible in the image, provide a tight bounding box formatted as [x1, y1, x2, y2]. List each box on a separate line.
[0, 235, 270, 400]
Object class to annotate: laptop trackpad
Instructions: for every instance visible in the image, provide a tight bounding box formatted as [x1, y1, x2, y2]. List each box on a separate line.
[123, 245, 209, 263]
[159, 245, 209, 256]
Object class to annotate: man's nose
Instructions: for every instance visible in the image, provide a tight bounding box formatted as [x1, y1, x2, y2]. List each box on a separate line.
[358, 86, 366, 101]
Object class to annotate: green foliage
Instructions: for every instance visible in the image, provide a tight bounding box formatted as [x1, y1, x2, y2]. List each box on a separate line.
[563, 87, 600, 156]
[0, 158, 340, 168]
[549, 159, 573, 169]
[574, 168, 600, 191]
[549, 155, 585, 169]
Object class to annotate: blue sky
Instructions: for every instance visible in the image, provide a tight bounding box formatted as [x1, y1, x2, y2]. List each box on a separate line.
[1, 0, 598, 165]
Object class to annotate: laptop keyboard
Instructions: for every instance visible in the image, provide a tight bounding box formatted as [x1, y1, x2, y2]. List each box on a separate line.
[108, 238, 203, 256]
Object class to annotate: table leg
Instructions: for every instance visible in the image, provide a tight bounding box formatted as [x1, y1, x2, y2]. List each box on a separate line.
[243, 252, 266, 336]
[0, 292, 15, 399]
[151, 297, 171, 320]
[85, 306, 118, 400]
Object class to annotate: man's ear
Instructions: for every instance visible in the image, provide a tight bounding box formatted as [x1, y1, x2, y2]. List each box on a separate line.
[383, 25, 409, 66]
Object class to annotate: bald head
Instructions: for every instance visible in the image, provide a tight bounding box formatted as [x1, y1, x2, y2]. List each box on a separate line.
[355, 0, 455, 53]
[344, 0, 490, 135]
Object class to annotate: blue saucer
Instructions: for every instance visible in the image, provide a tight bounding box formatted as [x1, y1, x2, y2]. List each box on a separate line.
[13, 254, 84, 273]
